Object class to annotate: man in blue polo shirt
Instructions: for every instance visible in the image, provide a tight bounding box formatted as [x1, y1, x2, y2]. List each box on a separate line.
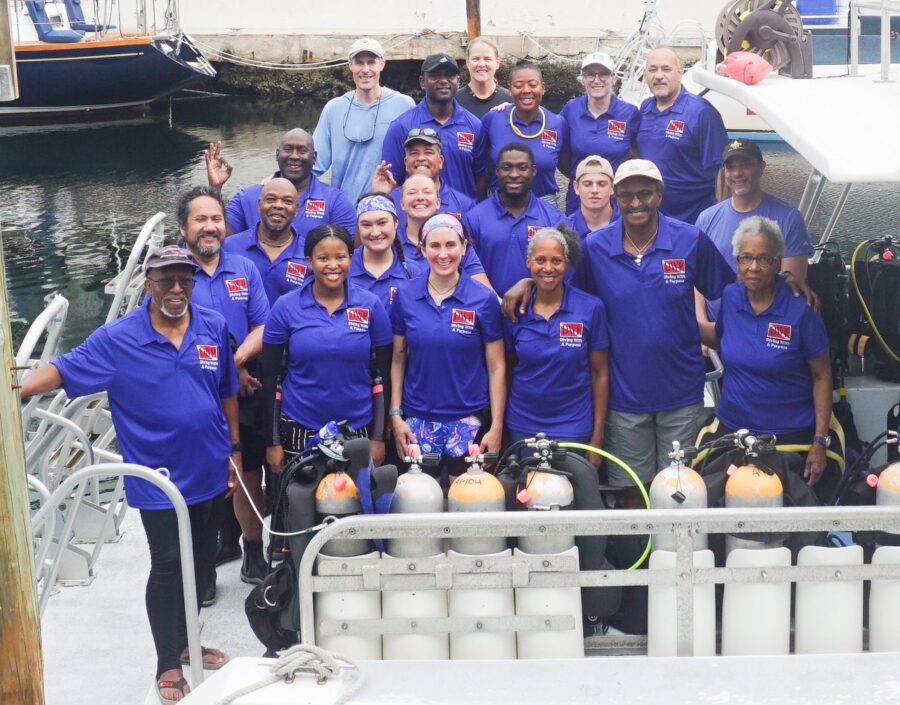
[222, 178, 311, 305]
[178, 186, 271, 589]
[464, 143, 564, 295]
[696, 138, 812, 278]
[380, 52, 486, 199]
[565, 155, 618, 239]
[20, 246, 241, 703]
[577, 159, 734, 505]
[206, 128, 355, 236]
[636, 47, 728, 224]
[371, 128, 474, 234]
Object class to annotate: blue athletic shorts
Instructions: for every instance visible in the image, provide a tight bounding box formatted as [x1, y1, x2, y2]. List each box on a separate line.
[406, 415, 482, 459]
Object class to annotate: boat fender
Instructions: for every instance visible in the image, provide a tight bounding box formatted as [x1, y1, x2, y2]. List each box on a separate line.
[715, 51, 773, 85]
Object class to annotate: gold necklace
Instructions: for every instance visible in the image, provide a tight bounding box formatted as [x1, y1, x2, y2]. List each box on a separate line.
[427, 275, 459, 297]
[259, 233, 294, 249]
[623, 229, 656, 265]
[509, 106, 546, 139]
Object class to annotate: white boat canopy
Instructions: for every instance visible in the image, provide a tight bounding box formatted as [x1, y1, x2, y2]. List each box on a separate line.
[692, 67, 900, 184]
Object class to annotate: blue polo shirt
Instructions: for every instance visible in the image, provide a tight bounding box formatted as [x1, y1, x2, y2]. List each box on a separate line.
[564, 203, 620, 240]
[715, 279, 829, 434]
[191, 252, 270, 346]
[390, 272, 503, 421]
[348, 247, 425, 315]
[481, 105, 568, 197]
[560, 95, 640, 214]
[504, 285, 609, 436]
[636, 90, 728, 224]
[464, 191, 564, 295]
[390, 180, 475, 243]
[225, 173, 356, 239]
[578, 215, 734, 413]
[695, 194, 813, 272]
[264, 284, 391, 430]
[53, 302, 237, 510]
[222, 225, 309, 306]
[381, 100, 486, 198]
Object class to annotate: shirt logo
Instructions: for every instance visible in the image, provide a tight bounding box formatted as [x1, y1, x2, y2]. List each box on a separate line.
[451, 308, 476, 335]
[285, 261, 307, 285]
[560, 321, 584, 348]
[347, 307, 370, 332]
[607, 119, 627, 140]
[766, 322, 793, 350]
[457, 131, 475, 152]
[662, 258, 686, 284]
[527, 225, 542, 240]
[665, 119, 685, 140]
[224, 277, 249, 300]
[447, 212, 462, 220]
[197, 344, 219, 371]
[305, 199, 326, 218]
[541, 129, 558, 149]
[389, 286, 398, 304]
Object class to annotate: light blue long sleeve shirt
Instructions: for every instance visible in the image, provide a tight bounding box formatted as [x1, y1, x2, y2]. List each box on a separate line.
[313, 87, 415, 204]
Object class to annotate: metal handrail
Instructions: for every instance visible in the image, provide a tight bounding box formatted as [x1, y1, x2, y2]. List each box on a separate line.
[33, 462, 205, 686]
[850, 0, 900, 81]
[105, 211, 166, 324]
[298, 506, 900, 657]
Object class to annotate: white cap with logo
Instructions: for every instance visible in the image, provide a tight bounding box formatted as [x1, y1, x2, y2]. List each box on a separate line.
[580, 52, 616, 73]
[349, 37, 385, 60]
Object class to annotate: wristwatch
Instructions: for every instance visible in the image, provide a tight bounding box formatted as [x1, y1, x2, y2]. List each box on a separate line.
[388, 407, 404, 417]
[812, 435, 831, 448]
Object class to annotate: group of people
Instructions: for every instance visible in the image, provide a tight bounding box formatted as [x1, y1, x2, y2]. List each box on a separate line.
[20, 36, 834, 704]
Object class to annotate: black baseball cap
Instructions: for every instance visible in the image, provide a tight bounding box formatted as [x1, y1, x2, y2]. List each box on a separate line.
[421, 53, 460, 74]
[723, 138, 763, 163]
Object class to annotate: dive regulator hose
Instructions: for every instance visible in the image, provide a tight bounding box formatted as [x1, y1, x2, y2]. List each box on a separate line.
[850, 239, 900, 363]
[558, 442, 652, 570]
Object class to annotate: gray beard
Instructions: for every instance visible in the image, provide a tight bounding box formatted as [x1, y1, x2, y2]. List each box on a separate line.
[192, 241, 221, 258]
[159, 301, 189, 319]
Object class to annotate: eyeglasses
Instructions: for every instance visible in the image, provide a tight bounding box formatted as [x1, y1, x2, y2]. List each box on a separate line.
[736, 254, 777, 267]
[615, 189, 658, 204]
[582, 71, 613, 81]
[406, 128, 439, 140]
[147, 275, 194, 290]
[342, 91, 381, 144]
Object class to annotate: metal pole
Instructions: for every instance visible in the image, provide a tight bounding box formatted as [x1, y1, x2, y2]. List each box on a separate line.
[880, 3, 892, 82]
[466, 0, 481, 40]
[0, 235, 44, 705]
[850, 1, 859, 76]
[0, 0, 19, 100]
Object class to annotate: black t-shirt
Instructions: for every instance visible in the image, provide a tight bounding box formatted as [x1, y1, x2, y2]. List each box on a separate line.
[456, 84, 513, 119]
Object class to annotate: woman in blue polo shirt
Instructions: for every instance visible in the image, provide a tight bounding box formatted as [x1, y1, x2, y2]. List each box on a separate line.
[262, 224, 393, 468]
[389, 213, 506, 476]
[480, 60, 567, 204]
[698, 216, 834, 492]
[504, 227, 609, 466]
[350, 193, 424, 313]
[398, 174, 491, 288]
[559, 52, 640, 215]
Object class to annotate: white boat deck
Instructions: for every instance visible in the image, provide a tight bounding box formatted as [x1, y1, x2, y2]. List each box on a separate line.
[40, 509, 265, 705]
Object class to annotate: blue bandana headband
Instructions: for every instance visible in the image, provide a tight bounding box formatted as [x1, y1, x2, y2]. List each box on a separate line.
[356, 194, 397, 218]
[420, 213, 465, 243]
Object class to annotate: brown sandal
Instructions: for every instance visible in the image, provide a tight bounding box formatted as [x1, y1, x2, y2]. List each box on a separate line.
[156, 675, 189, 704]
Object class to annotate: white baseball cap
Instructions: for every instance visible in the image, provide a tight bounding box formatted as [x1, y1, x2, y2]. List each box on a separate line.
[349, 37, 385, 60]
[575, 155, 614, 181]
[613, 159, 664, 186]
[581, 52, 615, 73]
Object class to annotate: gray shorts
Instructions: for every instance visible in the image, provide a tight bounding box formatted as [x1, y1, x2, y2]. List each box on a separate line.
[604, 402, 707, 488]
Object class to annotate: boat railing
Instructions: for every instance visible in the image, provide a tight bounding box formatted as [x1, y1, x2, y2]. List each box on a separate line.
[850, 0, 900, 81]
[30, 462, 206, 686]
[298, 506, 900, 657]
[103, 210, 166, 323]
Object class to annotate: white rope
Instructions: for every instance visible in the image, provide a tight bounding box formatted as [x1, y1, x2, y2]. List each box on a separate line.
[229, 456, 335, 538]
[214, 644, 365, 705]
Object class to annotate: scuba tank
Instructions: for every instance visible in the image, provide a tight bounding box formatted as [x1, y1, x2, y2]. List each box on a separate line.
[383, 444, 449, 660]
[447, 444, 517, 659]
[724, 433, 784, 553]
[514, 435, 575, 554]
[649, 441, 708, 551]
[388, 445, 444, 557]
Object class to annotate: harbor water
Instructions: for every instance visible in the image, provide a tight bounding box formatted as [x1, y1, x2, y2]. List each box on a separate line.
[1, 94, 899, 352]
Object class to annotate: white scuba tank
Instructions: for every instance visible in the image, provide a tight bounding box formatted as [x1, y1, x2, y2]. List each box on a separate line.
[315, 471, 370, 557]
[649, 441, 708, 552]
[516, 467, 575, 554]
[383, 445, 449, 660]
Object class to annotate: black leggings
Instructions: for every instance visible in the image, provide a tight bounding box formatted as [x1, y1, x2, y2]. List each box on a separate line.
[140, 494, 224, 677]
